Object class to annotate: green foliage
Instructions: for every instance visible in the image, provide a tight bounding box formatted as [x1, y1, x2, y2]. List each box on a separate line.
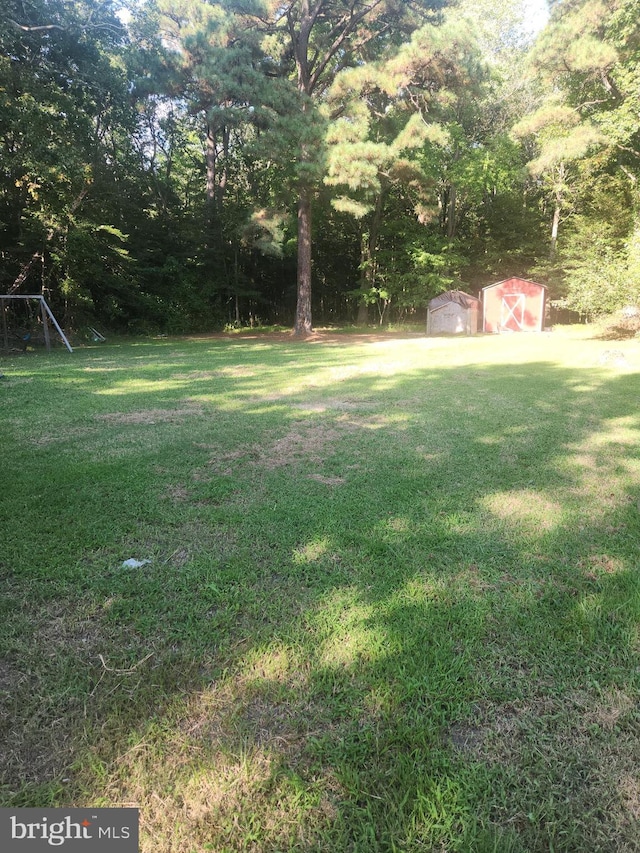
[518, 0, 640, 283]
[0, 0, 143, 323]
[1, 0, 637, 331]
[358, 208, 469, 321]
[512, 97, 604, 176]
[557, 216, 640, 318]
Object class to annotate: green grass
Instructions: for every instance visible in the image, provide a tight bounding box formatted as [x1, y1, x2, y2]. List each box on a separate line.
[1, 328, 640, 851]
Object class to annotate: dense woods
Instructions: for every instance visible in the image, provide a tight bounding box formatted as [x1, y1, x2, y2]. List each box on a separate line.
[1, 0, 639, 334]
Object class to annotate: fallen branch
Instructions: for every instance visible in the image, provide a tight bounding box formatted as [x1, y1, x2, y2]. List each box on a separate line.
[97, 652, 155, 674]
[89, 652, 154, 698]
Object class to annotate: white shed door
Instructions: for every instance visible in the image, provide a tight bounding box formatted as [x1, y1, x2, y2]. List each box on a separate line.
[501, 294, 524, 331]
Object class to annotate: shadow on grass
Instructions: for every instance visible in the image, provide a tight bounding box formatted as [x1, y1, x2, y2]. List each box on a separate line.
[1, 339, 640, 851]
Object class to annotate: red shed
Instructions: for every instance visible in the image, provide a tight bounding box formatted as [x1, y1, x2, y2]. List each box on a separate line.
[482, 277, 547, 333]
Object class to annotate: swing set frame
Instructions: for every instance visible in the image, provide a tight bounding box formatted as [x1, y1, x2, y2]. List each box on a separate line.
[0, 294, 73, 353]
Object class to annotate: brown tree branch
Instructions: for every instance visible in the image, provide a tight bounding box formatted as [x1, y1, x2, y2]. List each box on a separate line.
[8, 19, 65, 33]
[7, 184, 91, 295]
[308, 0, 385, 93]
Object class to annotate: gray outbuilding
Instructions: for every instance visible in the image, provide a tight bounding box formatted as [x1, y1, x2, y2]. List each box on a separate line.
[426, 290, 480, 335]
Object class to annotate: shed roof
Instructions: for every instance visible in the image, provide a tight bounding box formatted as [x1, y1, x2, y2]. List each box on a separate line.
[481, 277, 547, 292]
[428, 290, 480, 310]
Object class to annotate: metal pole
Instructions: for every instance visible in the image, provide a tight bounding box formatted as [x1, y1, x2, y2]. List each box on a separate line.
[40, 297, 52, 351]
[40, 298, 73, 352]
[1, 298, 8, 351]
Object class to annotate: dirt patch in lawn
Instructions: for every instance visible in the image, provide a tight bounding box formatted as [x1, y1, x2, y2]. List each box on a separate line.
[188, 329, 426, 346]
[261, 423, 343, 469]
[96, 406, 204, 425]
[308, 473, 346, 486]
[203, 420, 348, 475]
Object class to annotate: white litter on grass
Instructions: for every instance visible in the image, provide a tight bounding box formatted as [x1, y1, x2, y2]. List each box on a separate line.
[121, 558, 152, 569]
[599, 349, 631, 368]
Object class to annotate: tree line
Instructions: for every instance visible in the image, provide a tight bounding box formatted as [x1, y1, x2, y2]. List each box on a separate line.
[1, 0, 639, 335]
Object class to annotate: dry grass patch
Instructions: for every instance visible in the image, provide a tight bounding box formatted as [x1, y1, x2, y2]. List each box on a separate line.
[130, 745, 338, 853]
[307, 474, 346, 486]
[170, 366, 258, 381]
[162, 484, 191, 503]
[482, 490, 564, 534]
[619, 773, 640, 822]
[168, 370, 217, 381]
[336, 411, 409, 431]
[574, 687, 636, 730]
[91, 650, 343, 853]
[0, 595, 120, 789]
[448, 691, 640, 849]
[28, 425, 98, 446]
[262, 424, 342, 469]
[290, 398, 373, 412]
[95, 406, 204, 425]
[201, 423, 349, 474]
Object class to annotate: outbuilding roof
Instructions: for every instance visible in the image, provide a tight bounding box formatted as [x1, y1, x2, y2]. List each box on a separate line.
[428, 290, 480, 310]
[481, 278, 547, 291]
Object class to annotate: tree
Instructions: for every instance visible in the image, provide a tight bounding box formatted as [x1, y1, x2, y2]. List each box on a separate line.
[251, 0, 447, 334]
[512, 100, 603, 258]
[0, 0, 140, 322]
[321, 12, 483, 321]
[520, 0, 640, 313]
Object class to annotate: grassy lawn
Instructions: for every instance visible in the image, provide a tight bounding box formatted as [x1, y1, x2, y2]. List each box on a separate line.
[1, 328, 640, 852]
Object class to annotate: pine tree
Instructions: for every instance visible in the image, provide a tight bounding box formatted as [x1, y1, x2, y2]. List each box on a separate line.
[520, 0, 640, 311]
[249, 0, 447, 333]
[322, 13, 482, 320]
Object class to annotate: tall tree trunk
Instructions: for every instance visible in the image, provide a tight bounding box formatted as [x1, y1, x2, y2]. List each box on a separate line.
[447, 184, 457, 239]
[294, 189, 313, 334]
[291, 3, 315, 335]
[286, 0, 388, 334]
[205, 121, 234, 298]
[550, 162, 565, 260]
[204, 124, 218, 282]
[205, 124, 216, 207]
[550, 199, 561, 260]
[205, 122, 230, 208]
[356, 286, 370, 325]
[356, 192, 384, 325]
[217, 124, 229, 204]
